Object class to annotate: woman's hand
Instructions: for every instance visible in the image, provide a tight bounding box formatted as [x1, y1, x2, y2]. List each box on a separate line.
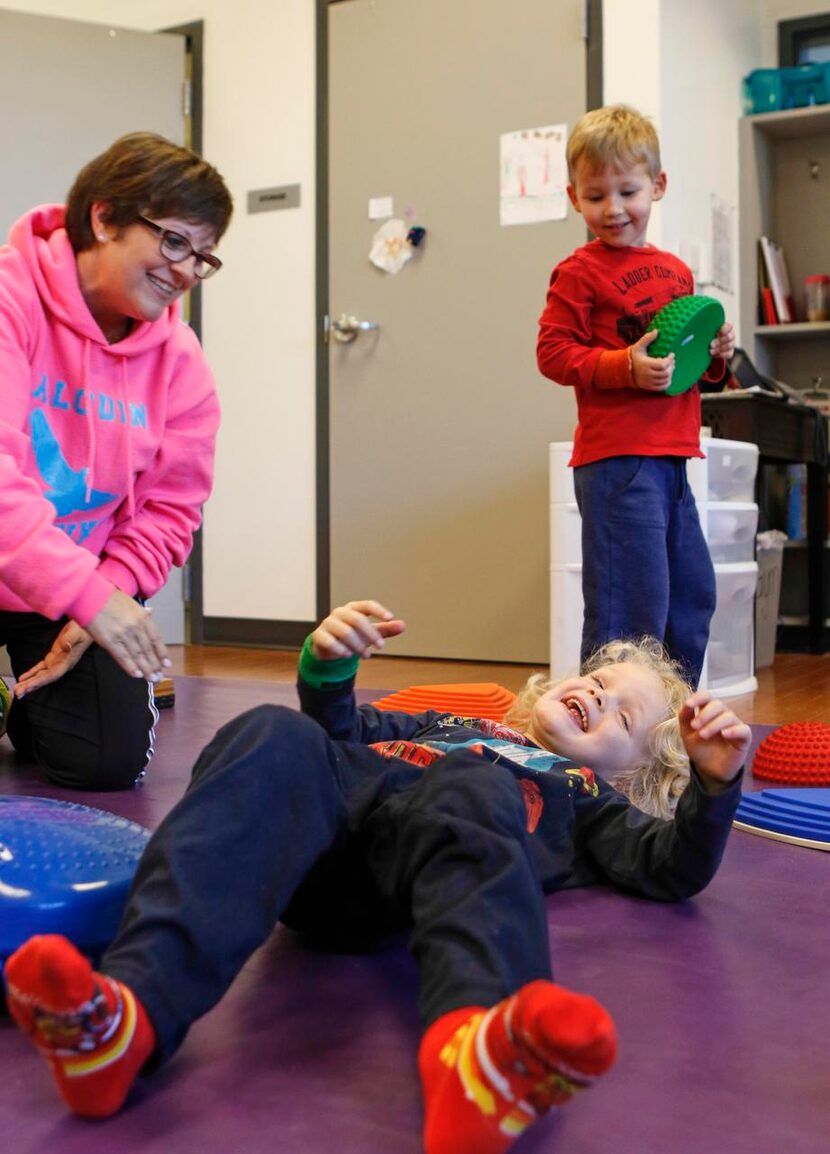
[14, 620, 93, 697]
[16, 590, 171, 696]
[679, 690, 751, 791]
[86, 589, 170, 681]
[311, 599, 406, 660]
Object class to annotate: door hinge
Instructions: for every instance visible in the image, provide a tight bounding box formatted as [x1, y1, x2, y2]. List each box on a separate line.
[182, 79, 193, 119]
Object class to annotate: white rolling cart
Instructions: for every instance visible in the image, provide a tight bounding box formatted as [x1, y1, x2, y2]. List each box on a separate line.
[549, 442, 584, 678]
[550, 439, 760, 696]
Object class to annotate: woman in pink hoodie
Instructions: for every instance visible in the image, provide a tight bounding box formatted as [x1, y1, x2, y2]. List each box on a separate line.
[0, 132, 233, 790]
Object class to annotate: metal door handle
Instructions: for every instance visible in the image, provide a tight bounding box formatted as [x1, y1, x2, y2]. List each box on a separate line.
[328, 313, 380, 343]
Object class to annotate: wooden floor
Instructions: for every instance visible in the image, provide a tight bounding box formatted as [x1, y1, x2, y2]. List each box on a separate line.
[166, 644, 830, 725]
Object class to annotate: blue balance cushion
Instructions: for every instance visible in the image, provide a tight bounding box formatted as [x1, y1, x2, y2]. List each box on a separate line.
[0, 796, 150, 959]
[734, 788, 830, 850]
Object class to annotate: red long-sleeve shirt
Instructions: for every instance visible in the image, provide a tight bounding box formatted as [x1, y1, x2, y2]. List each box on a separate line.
[537, 240, 724, 467]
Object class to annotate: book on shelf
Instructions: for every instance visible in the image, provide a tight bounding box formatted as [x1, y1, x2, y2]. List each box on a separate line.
[761, 286, 778, 326]
[757, 245, 775, 323]
[757, 243, 778, 324]
[759, 236, 795, 323]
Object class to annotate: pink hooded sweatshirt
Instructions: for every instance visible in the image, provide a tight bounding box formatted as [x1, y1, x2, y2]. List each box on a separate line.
[0, 205, 220, 627]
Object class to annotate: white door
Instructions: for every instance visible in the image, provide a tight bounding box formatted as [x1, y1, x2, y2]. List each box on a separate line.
[0, 8, 186, 641]
[329, 0, 587, 662]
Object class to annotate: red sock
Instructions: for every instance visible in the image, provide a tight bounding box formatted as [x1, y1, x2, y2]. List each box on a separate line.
[4, 934, 155, 1118]
[418, 979, 617, 1154]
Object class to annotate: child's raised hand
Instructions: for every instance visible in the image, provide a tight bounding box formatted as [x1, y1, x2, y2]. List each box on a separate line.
[678, 690, 751, 791]
[311, 599, 406, 661]
[709, 321, 735, 361]
[630, 329, 674, 392]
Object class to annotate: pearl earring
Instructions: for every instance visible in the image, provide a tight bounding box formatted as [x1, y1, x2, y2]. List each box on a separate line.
[98, 233, 107, 241]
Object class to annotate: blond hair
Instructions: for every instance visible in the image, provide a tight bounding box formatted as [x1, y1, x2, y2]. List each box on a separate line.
[503, 637, 691, 820]
[567, 104, 662, 182]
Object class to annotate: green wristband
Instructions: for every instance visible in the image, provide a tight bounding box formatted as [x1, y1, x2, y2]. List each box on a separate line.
[298, 635, 359, 689]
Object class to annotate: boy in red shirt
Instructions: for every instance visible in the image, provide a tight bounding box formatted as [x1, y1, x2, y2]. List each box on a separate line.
[537, 105, 735, 687]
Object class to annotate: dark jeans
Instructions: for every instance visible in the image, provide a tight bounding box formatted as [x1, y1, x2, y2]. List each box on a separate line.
[0, 611, 157, 790]
[103, 705, 553, 1062]
[574, 455, 716, 687]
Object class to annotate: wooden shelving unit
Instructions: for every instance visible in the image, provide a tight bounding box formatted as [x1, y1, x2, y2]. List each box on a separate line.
[739, 105, 830, 388]
[737, 106, 830, 647]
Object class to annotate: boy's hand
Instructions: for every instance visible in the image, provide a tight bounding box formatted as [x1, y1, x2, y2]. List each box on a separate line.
[630, 330, 674, 392]
[679, 690, 751, 791]
[311, 599, 406, 660]
[709, 321, 735, 361]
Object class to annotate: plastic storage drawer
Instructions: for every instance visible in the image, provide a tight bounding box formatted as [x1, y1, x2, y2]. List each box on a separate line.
[706, 562, 758, 693]
[549, 565, 583, 677]
[550, 442, 576, 503]
[550, 504, 582, 567]
[706, 502, 759, 563]
[698, 440, 759, 503]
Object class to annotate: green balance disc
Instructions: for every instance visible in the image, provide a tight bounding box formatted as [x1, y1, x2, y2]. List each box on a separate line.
[645, 295, 725, 396]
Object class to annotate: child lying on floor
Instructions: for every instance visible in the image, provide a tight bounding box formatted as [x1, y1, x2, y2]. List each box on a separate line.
[5, 599, 750, 1154]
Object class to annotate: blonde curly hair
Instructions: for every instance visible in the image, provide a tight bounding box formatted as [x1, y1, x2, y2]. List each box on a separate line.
[502, 637, 692, 820]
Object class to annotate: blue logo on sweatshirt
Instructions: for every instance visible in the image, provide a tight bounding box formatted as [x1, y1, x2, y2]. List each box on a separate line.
[31, 409, 116, 518]
[32, 375, 147, 427]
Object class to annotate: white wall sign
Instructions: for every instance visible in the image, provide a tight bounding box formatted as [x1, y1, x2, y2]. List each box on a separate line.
[369, 195, 394, 220]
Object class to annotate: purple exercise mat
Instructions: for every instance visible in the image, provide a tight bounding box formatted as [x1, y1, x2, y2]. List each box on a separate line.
[0, 686, 824, 1154]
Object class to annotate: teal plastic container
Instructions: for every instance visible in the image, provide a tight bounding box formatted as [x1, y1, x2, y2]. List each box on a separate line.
[742, 65, 828, 115]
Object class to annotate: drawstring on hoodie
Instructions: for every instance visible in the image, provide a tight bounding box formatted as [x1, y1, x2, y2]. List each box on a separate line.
[82, 340, 135, 521]
[83, 338, 95, 503]
[120, 355, 135, 520]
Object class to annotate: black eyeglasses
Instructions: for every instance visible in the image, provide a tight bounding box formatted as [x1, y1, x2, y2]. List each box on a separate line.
[135, 216, 222, 280]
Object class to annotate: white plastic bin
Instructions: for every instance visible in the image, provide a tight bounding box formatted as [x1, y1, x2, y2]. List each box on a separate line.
[549, 439, 760, 696]
[755, 531, 786, 669]
[549, 565, 583, 677]
[706, 503, 759, 563]
[550, 442, 576, 503]
[550, 504, 582, 567]
[706, 562, 758, 694]
[703, 440, 759, 503]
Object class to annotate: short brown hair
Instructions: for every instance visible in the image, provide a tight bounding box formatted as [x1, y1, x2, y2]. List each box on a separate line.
[65, 132, 233, 252]
[567, 104, 662, 182]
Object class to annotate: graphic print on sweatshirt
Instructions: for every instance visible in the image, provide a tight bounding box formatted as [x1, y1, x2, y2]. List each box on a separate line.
[616, 291, 692, 345]
[368, 730, 600, 833]
[31, 408, 116, 519]
[611, 262, 693, 346]
[370, 723, 602, 795]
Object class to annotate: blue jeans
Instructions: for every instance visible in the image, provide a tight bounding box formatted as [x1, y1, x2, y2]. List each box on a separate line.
[103, 705, 553, 1061]
[573, 456, 716, 687]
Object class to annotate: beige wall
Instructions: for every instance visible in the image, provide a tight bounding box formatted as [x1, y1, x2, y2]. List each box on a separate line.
[604, 0, 762, 344]
[761, 0, 830, 61]
[1, 0, 318, 625]
[3, 0, 816, 638]
[604, 0, 663, 243]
